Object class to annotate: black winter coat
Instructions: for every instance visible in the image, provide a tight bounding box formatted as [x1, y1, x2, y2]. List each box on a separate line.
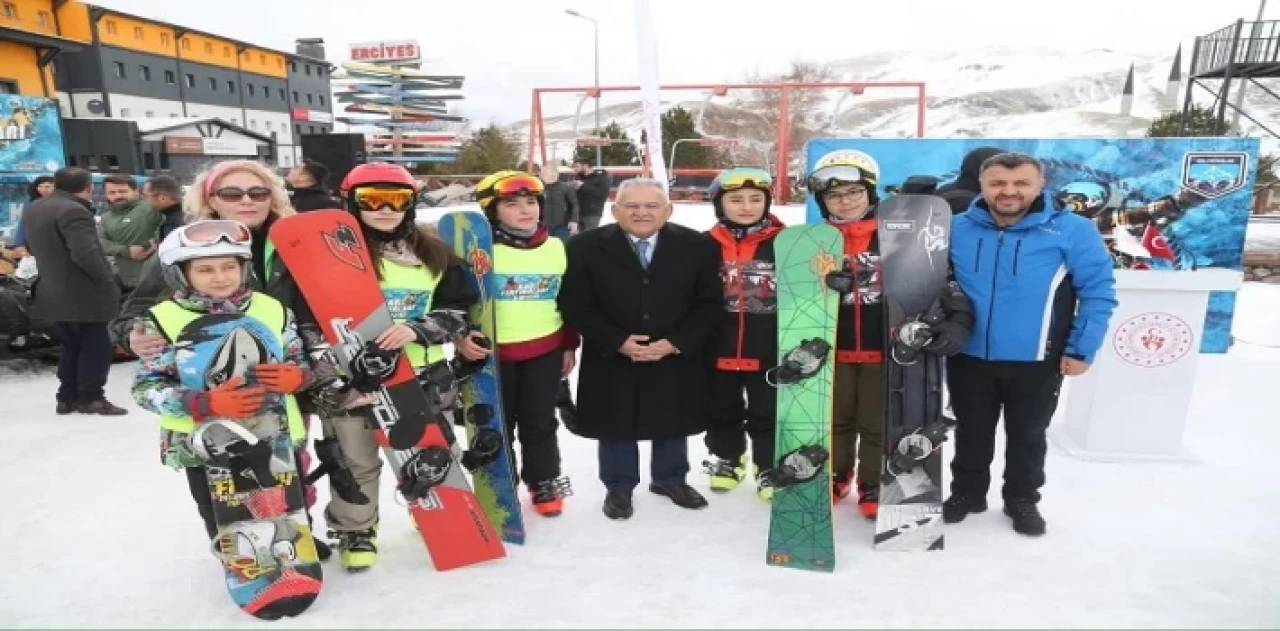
[574, 169, 610, 218]
[21, 191, 120, 323]
[558, 223, 723, 441]
[288, 186, 344, 213]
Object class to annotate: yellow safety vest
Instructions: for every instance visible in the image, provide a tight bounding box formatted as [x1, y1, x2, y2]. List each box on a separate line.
[148, 294, 306, 441]
[494, 239, 566, 344]
[379, 258, 443, 368]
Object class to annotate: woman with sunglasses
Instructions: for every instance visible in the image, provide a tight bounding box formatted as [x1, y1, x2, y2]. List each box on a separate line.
[807, 151, 972, 521]
[700, 168, 788, 502]
[114, 159, 360, 560]
[474, 170, 578, 517]
[131, 220, 319, 558]
[328, 162, 490, 572]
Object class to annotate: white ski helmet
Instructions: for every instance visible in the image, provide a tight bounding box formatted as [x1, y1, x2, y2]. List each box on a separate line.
[158, 219, 254, 291]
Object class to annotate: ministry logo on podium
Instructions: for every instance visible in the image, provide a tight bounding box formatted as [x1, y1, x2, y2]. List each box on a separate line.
[1180, 152, 1249, 200]
[1113, 312, 1194, 368]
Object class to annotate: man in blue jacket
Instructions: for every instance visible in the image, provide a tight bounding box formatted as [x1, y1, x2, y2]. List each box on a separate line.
[943, 152, 1117, 536]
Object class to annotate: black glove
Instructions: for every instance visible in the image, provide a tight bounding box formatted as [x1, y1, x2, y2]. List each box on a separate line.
[825, 270, 855, 295]
[922, 319, 968, 356]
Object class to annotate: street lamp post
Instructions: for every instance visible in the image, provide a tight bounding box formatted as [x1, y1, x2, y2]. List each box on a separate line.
[565, 8, 601, 168]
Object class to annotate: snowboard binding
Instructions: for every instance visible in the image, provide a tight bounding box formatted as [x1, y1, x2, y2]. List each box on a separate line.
[886, 418, 956, 477]
[305, 437, 371, 505]
[347, 341, 401, 393]
[192, 420, 280, 492]
[766, 338, 833, 387]
[397, 446, 452, 500]
[889, 301, 948, 366]
[460, 427, 504, 472]
[760, 445, 829, 489]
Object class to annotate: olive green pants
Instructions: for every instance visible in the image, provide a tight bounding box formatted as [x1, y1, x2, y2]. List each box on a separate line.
[831, 362, 884, 487]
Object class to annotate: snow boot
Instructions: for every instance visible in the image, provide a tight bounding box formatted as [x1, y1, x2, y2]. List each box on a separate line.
[333, 527, 378, 572]
[702, 454, 746, 493]
[754, 469, 776, 502]
[1004, 499, 1047, 536]
[856, 482, 878, 520]
[832, 468, 854, 503]
[529, 476, 572, 517]
[942, 493, 988, 524]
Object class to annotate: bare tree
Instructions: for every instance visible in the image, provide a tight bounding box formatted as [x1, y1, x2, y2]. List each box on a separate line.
[701, 60, 836, 170]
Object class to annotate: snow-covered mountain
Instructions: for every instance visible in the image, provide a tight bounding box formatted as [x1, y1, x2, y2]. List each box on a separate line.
[508, 47, 1279, 161]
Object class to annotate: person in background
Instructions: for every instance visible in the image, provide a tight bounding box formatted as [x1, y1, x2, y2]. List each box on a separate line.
[97, 174, 161, 293]
[20, 167, 126, 415]
[935, 146, 1007, 215]
[538, 163, 580, 428]
[943, 152, 1117, 537]
[286, 159, 343, 212]
[144, 175, 187, 243]
[570, 159, 610, 230]
[10, 175, 54, 259]
[558, 178, 723, 520]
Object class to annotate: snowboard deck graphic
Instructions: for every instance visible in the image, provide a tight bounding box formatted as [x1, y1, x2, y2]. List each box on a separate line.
[174, 313, 322, 619]
[437, 210, 525, 545]
[269, 210, 505, 571]
[765, 223, 842, 572]
[875, 194, 952, 552]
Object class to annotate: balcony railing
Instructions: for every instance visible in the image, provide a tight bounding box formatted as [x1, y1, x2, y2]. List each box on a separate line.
[1192, 19, 1280, 75]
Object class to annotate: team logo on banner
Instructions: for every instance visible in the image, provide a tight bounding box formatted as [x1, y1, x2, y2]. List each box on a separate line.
[1180, 152, 1249, 200]
[1112, 312, 1194, 368]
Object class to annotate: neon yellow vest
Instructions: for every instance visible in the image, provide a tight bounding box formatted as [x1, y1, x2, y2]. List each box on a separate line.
[148, 294, 306, 441]
[494, 239, 566, 344]
[379, 258, 443, 368]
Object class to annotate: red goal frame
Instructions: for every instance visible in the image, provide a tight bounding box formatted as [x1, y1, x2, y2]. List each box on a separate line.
[527, 81, 927, 204]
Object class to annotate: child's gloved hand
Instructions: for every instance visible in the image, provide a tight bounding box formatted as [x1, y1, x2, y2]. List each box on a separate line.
[184, 377, 267, 421]
[246, 363, 311, 394]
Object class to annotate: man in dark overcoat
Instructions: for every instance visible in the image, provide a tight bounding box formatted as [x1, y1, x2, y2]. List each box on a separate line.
[558, 178, 724, 520]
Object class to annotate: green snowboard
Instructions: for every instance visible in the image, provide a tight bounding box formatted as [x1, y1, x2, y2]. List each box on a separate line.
[765, 223, 843, 572]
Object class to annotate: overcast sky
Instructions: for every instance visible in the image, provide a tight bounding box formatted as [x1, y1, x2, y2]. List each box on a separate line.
[96, 0, 1275, 125]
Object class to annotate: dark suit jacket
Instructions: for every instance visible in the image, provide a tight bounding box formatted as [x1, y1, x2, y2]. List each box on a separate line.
[21, 190, 120, 323]
[558, 222, 723, 441]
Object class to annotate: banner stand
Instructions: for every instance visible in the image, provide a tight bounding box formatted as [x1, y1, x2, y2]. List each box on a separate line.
[1049, 269, 1243, 464]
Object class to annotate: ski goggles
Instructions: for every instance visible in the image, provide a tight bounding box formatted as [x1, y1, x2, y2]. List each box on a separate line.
[485, 173, 545, 199]
[713, 168, 773, 194]
[213, 186, 273, 203]
[807, 165, 873, 195]
[174, 219, 253, 248]
[351, 185, 417, 213]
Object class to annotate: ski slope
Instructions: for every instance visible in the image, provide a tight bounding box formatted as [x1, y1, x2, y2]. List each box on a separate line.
[2, 204, 1279, 628]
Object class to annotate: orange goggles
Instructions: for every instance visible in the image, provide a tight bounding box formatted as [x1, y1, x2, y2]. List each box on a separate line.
[176, 219, 252, 247]
[716, 168, 773, 193]
[489, 174, 544, 198]
[351, 185, 417, 213]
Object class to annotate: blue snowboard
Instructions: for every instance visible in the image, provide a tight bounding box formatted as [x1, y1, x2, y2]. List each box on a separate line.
[437, 210, 526, 545]
[173, 312, 322, 619]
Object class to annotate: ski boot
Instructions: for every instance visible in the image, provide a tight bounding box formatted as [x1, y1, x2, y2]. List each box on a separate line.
[754, 469, 776, 502]
[832, 468, 854, 503]
[332, 526, 378, 572]
[529, 476, 573, 517]
[702, 454, 746, 493]
[856, 482, 879, 520]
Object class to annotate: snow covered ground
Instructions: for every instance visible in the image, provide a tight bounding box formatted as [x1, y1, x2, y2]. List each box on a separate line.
[3, 204, 1279, 628]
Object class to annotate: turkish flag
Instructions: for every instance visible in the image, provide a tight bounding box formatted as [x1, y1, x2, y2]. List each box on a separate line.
[1142, 225, 1176, 261]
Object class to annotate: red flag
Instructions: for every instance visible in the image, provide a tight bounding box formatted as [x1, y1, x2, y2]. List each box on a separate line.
[1142, 225, 1176, 261]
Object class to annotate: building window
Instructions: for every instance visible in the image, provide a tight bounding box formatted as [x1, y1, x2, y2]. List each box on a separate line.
[231, 118, 239, 125]
[259, 53, 266, 64]
[277, 58, 283, 69]
[208, 77, 217, 91]
[160, 32, 170, 47]
[278, 88, 285, 101]
[295, 124, 302, 136]
[104, 155, 120, 170]
[37, 11, 49, 27]
[223, 46, 231, 58]
[1, 3, 15, 19]
[306, 94, 313, 105]
[139, 65, 151, 81]
[203, 42, 212, 54]
[0, 80, 17, 95]
[145, 111, 154, 117]
[160, 154, 170, 169]
[261, 84, 269, 97]
[319, 95, 325, 106]
[112, 62, 126, 79]
[292, 91, 298, 103]
[181, 38, 190, 50]
[105, 20, 117, 35]
[227, 80, 235, 93]
[119, 108, 130, 117]
[249, 120, 257, 129]
[265, 121, 272, 131]
[308, 125, 315, 134]
[290, 61, 296, 72]
[164, 69, 175, 84]
[143, 153, 155, 170]
[184, 73, 195, 88]
[133, 26, 143, 40]
[304, 65, 311, 76]
[170, 113, 179, 118]
[247, 84, 255, 97]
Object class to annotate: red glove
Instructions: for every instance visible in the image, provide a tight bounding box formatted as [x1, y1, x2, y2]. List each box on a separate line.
[246, 363, 311, 394]
[184, 377, 267, 421]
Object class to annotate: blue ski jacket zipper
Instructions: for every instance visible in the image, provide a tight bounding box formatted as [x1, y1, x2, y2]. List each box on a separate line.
[985, 230, 1005, 358]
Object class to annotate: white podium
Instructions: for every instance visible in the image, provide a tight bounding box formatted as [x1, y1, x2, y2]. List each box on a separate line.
[1050, 269, 1242, 463]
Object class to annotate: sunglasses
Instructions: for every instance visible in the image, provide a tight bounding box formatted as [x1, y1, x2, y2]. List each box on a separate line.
[352, 185, 417, 213]
[213, 186, 272, 203]
[716, 168, 773, 192]
[488, 174, 544, 198]
[175, 219, 252, 248]
[807, 166, 871, 195]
